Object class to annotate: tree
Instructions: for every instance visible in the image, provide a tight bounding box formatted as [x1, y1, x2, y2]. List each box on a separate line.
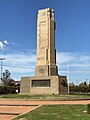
[1, 70, 14, 86]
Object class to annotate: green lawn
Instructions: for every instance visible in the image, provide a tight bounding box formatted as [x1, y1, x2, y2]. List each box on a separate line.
[0, 94, 90, 100]
[13, 105, 90, 120]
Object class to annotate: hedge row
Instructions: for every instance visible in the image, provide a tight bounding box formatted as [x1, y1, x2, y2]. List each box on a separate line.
[69, 85, 90, 93]
[0, 86, 20, 94]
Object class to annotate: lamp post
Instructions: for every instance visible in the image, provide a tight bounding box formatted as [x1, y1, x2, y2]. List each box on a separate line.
[0, 58, 6, 82]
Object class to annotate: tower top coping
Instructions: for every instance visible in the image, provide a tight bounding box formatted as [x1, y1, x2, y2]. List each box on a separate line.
[38, 8, 54, 13]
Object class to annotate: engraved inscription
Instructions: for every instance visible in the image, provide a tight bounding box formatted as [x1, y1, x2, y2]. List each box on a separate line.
[32, 80, 50, 87]
[38, 68, 45, 73]
[38, 57, 45, 60]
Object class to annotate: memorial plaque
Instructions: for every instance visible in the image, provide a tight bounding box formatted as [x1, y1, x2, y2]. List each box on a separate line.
[32, 80, 50, 87]
[38, 68, 45, 73]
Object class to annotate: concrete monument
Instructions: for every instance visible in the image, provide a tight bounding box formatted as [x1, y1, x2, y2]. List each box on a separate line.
[20, 8, 68, 94]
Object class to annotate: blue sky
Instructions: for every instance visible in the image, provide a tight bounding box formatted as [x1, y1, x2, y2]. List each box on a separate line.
[0, 0, 90, 84]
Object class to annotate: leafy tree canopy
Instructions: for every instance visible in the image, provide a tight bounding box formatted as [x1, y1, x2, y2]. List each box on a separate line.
[1, 70, 14, 86]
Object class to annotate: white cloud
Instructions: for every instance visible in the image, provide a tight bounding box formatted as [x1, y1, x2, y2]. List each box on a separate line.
[79, 55, 90, 63]
[11, 42, 20, 47]
[0, 40, 10, 50]
[0, 41, 5, 50]
[56, 52, 90, 83]
[56, 52, 75, 64]
[0, 52, 36, 73]
[56, 52, 90, 82]
[3, 40, 9, 45]
[0, 51, 36, 80]
[56, 52, 90, 68]
[0, 39, 20, 51]
[1, 53, 35, 65]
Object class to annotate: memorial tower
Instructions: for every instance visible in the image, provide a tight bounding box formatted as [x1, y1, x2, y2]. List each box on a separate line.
[35, 8, 58, 76]
[20, 8, 68, 95]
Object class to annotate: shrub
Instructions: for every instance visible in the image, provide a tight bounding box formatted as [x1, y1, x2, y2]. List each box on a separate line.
[87, 104, 90, 114]
[0, 86, 20, 94]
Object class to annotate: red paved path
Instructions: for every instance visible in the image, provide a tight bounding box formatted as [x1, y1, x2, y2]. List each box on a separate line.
[0, 99, 90, 105]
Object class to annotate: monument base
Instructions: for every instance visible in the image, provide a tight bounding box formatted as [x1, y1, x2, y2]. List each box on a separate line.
[20, 75, 68, 95]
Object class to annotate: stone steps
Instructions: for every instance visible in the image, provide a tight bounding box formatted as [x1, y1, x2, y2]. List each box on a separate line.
[0, 112, 20, 115]
[0, 104, 39, 120]
[0, 104, 38, 106]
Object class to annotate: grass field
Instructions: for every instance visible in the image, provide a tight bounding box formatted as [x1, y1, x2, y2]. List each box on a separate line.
[13, 105, 90, 120]
[0, 94, 90, 100]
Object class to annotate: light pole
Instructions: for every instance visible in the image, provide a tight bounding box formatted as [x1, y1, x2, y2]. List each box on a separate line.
[0, 58, 6, 82]
[86, 79, 88, 85]
[67, 61, 70, 94]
